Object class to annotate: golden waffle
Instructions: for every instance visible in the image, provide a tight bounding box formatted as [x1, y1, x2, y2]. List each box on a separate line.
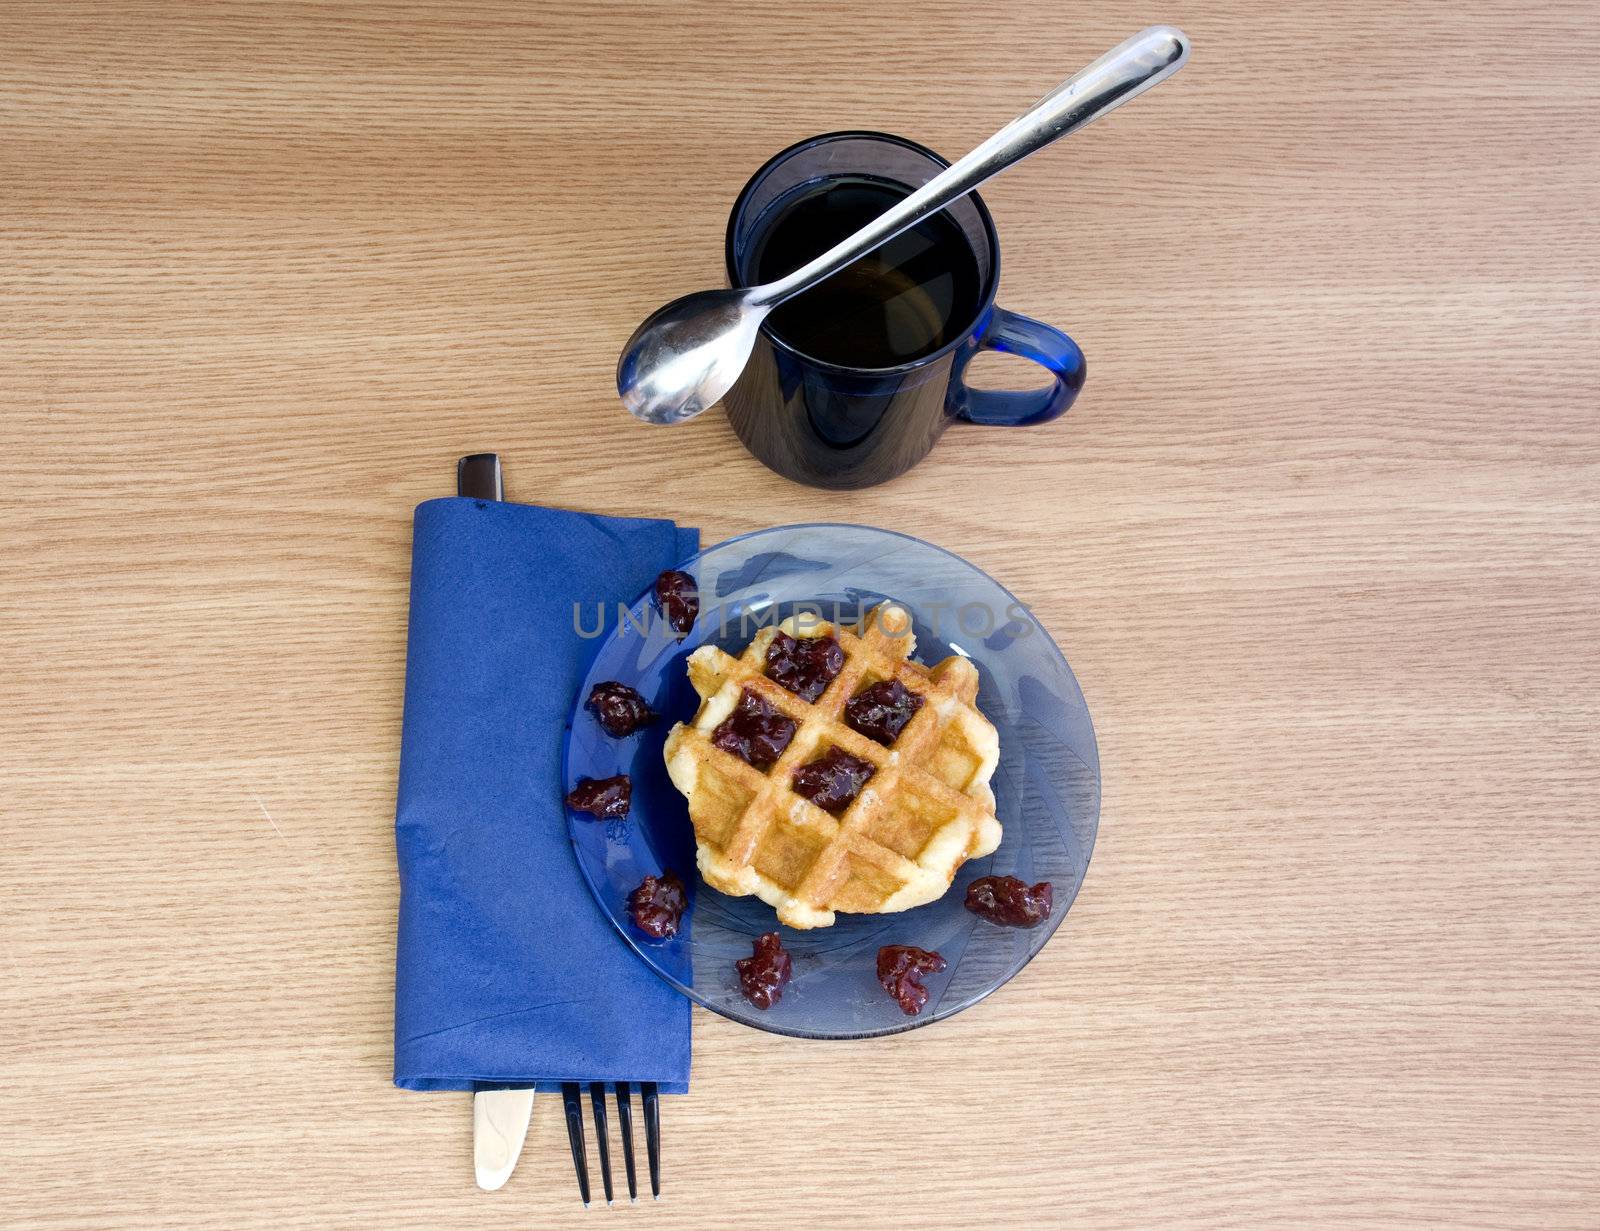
[663, 603, 1001, 929]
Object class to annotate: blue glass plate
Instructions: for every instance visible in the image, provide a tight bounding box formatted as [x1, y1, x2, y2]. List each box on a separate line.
[563, 523, 1099, 1039]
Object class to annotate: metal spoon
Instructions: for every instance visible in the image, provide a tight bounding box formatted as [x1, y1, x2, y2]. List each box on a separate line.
[617, 25, 1189, 425]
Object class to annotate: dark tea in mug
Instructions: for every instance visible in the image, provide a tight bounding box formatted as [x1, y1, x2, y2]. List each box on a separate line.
[723, 132, 1085, 490]
[749, 176, 984, 370]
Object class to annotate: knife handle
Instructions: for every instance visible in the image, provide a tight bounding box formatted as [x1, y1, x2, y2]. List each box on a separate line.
[457, 453, 504, 502]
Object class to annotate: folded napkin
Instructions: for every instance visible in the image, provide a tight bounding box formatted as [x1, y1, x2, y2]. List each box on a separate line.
[394, 497, 695, 1093]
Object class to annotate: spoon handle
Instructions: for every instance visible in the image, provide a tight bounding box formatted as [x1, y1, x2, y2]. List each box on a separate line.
[755, 25, 1190, 307]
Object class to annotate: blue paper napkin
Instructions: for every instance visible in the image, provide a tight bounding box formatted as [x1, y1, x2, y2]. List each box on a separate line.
[393, 497, 695, 1093]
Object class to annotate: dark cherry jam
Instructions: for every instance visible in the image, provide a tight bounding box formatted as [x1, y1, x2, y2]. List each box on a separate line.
[653, 569, 699, 636]
[586, 681, 656, 737]
[564, 775, 631, 820]
[710, 689, 796, 769]
[791, 746, 875, 814]
[764, 631, 844, 702]
[964, 876, 1053, 928]
[628, 870, 687, 939]
[876, 945, 947, 1016]
[736, 932, 793, 1010]
[843, 679, 925, 746]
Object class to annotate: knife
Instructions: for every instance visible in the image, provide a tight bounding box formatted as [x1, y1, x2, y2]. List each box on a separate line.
[457, 452, 536, 1192]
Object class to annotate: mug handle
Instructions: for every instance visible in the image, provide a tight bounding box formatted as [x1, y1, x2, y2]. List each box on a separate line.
[952, 307, 1086, 426]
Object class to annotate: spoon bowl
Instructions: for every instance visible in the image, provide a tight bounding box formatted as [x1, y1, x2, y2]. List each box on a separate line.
[617, 288, 764, 425]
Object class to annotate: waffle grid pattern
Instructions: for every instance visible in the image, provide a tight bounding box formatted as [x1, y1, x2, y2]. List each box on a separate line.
[664, 603, 1001, 929]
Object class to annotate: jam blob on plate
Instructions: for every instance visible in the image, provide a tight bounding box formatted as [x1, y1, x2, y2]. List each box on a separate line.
[736, 932, 793, 1009]
[564, 774, 631, 820]
[628, 870, 687, 939]
[653, 569, 699, 637]
[764, 631, 844, 703]
[843, 678, 924, 746]
[586, 681, 656, 737]
[792, 745, 876, 814]
[877, 944, 947, 1015]
[710, 689, 797, 769]
[964, 875, 1053, 928]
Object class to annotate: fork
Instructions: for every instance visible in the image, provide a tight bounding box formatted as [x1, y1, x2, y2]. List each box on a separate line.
[561, 1081, 662, 1205]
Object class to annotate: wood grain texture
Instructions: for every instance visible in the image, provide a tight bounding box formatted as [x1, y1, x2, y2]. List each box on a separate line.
[2, 2, 1597, 1227]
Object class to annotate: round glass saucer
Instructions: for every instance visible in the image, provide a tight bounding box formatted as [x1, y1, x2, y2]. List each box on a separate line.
[564, 523, 1099, 1039]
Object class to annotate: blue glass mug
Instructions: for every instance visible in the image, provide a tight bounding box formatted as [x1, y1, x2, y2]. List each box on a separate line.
[722, 131, 1086, 489]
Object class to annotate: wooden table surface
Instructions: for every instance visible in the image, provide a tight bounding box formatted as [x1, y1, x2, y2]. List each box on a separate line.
[4, 2, 1597, 1227]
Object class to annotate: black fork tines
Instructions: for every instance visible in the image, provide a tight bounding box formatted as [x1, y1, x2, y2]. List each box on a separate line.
[563, 1081, 661, 1205]
[560, 1082, 589, 1206]
[615, 1084, 638, 1202]
[642, 1081, 661, 1200]
[589, 1085, 614, 1205]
